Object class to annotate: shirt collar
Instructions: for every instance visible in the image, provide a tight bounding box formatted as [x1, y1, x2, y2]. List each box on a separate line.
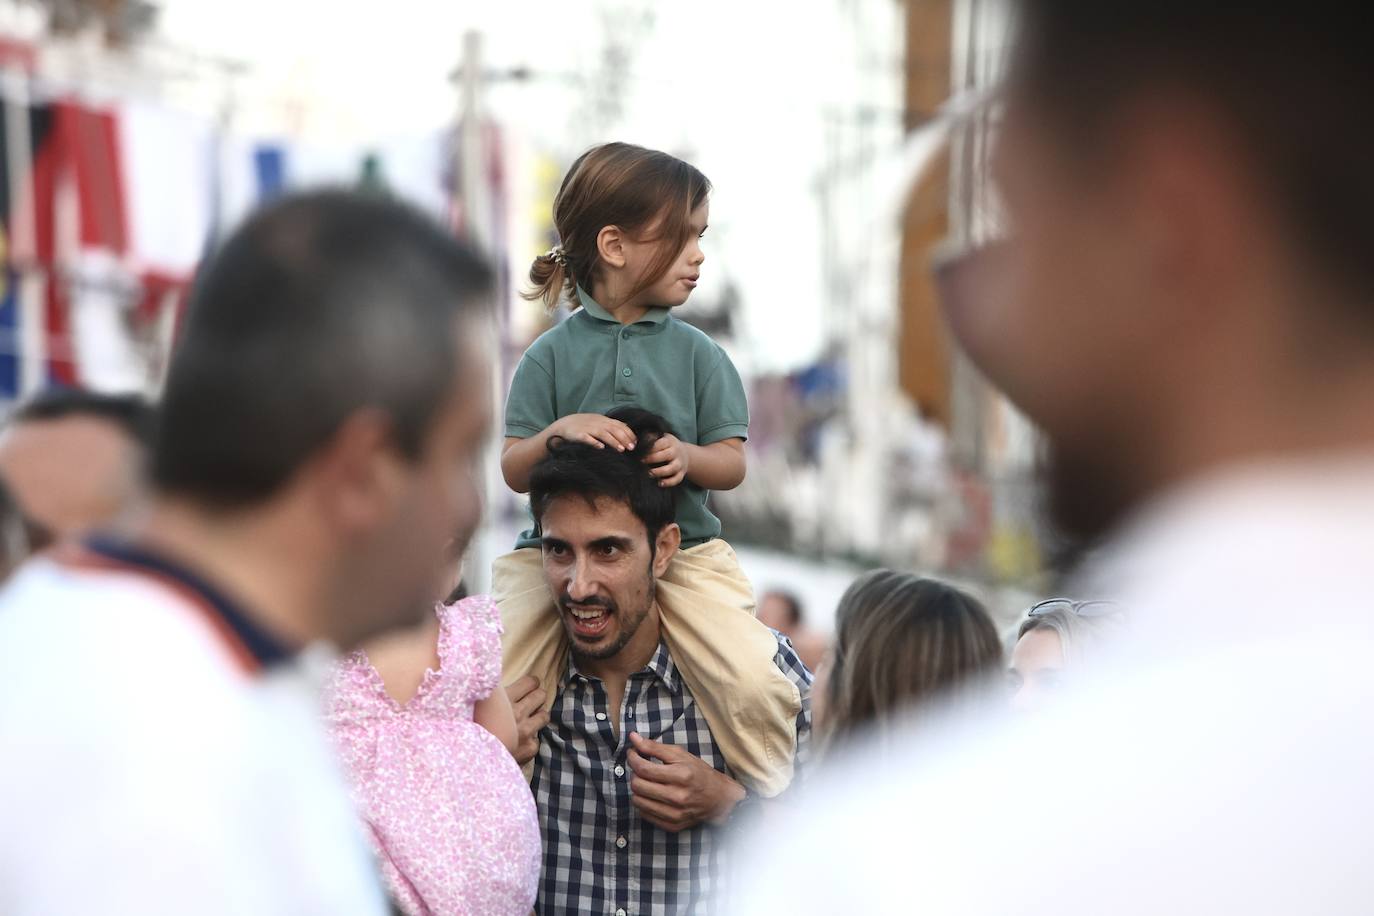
[564, 640, 682, 694]
[576, 286, 670, 325]
[81, 534, 296, 670]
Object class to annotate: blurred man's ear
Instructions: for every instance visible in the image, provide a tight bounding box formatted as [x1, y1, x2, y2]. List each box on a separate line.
[652, 523, 681, 578]
[310, 408, 407, 536]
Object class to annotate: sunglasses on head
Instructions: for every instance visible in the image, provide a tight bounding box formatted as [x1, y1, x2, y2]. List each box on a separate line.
[1028, 598, 1120, 619]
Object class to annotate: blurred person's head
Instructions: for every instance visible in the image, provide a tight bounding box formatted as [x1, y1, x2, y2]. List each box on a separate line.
[0, 475, 29, 580]
[758, 589, 804, 635]
[1009, 599, 1125, 713]
[529, 406, 680, 663]
[525, 142, 711, 313]
[152, 190, 493, 649]
[950, 3, 1374, 553]
[816, 570, 1003, 750]
[0, 389, 155, 546]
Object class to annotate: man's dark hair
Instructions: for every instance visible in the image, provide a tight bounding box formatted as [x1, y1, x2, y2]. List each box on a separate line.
[1012, 1, 1374, 316]
[529, 406, 677, 547]
[152, 189, 493, 507]
[13, 388, 156, 450]
[0, 474, 28, 576]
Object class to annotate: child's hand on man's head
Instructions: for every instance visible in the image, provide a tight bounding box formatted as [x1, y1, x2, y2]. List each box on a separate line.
[644, 434, 690, 488]
[551, 413, 637, 452]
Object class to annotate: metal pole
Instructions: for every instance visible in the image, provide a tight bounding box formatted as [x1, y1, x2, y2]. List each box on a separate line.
[455, 29, 507, 595]
[459, 30, 489, 252]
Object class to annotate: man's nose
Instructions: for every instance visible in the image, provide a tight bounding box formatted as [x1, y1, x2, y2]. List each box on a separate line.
[566, 556, 597, 602]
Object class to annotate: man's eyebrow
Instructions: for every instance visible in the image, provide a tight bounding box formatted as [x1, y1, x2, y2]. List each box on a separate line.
[540, 536, 571, 550]
[589, 536, 635, 551]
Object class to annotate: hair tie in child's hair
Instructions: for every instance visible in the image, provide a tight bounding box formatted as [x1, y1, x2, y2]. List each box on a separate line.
[546, 245, 567, 268]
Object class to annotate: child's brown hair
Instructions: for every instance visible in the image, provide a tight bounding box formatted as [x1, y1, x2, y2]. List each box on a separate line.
[525, 142, 711, 310]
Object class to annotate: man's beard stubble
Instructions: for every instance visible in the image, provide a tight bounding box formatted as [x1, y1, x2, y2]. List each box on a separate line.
[562, 570, 658, 662]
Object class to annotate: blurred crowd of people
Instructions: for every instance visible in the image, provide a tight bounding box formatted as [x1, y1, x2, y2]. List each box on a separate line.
[0, 346, 1116, 915]
[3, 1, 1374, 914]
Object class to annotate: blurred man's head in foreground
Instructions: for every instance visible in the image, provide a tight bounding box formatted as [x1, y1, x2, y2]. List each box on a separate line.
[154, 190, 494, 648]
[952, 2, 1374, 550]
[0, 389, 155, 547]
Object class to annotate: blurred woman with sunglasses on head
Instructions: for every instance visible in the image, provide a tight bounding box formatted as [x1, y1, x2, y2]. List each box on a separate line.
[1009, 599, 1126, 713]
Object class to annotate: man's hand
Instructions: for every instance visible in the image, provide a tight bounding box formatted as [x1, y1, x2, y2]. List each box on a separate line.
[627, 731, 746, 832]
[551, 413, 637, 451]
[505, 675, 549, 767]
[643, 434, 691, 488]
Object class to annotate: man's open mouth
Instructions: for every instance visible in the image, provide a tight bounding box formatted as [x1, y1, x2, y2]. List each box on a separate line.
[566, 604, 612, 639]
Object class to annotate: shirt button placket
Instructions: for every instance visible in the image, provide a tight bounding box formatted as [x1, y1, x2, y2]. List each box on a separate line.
[616, 328, 632, 397]
[615, 688, 633, 916]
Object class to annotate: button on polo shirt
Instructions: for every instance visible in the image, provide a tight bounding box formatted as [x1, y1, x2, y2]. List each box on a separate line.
[506, 287, 749, 549]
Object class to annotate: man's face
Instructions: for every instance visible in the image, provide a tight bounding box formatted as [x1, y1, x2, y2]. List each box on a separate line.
[757, 592, 796, 635]
[539, 494, 677, 661]
[946, 90, 1175, 543]
[0, 415, 145, 545]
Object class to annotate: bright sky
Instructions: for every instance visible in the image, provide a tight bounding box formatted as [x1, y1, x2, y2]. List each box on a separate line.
[156, 0, 904, 372]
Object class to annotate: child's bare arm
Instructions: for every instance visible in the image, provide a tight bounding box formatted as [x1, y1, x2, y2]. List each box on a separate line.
[500, 415, 638, 493]
[501, 434, 554, 494]
[474, 684, 520, 755]
[644, 436, 746, 491]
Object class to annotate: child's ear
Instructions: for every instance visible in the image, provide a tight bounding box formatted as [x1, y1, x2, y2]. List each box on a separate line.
[597, 225, 626, 268]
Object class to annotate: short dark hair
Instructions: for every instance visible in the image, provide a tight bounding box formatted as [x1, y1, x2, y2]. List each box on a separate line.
[1012, 1, 1374, 314]
[13, 388, 156, 450]
[529, 406, 677, 546]
[0, 473, 28, 576]
[152, 190, 493, 507]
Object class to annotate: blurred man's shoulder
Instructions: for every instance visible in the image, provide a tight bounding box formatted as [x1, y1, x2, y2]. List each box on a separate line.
[737, 636, 1374, 912]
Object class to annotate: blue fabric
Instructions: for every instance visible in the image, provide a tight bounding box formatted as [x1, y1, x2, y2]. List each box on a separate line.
[0, 268, 19, 401]
[85, 534, 295, 668]
[253, 146, 287, 203]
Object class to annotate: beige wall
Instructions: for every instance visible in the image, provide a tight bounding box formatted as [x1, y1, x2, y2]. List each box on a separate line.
[898, 0, 954, 427]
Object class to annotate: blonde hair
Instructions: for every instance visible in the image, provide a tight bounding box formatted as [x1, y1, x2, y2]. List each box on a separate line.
[1015, 603, 1127, 664]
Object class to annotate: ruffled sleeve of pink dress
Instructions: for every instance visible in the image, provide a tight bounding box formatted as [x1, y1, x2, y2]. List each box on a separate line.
[323, 595, 541, 916]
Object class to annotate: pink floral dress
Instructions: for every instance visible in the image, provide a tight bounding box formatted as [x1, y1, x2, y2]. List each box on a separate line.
[324, 595, 540, 916]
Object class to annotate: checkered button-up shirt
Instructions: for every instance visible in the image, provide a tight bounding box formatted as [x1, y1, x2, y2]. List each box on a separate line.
[532, 633, 812, 915]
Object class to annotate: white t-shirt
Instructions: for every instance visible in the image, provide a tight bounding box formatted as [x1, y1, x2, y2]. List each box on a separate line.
[0, 550, 389, 915]
[733, 457, 1374, 914]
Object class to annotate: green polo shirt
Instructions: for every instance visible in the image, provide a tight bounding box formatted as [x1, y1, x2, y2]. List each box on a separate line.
[506, 287, 749, 549]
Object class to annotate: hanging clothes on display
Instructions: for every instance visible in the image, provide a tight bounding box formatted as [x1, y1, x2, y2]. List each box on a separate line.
[0, 93, 59, 396]
[28, 99, 142, 390]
